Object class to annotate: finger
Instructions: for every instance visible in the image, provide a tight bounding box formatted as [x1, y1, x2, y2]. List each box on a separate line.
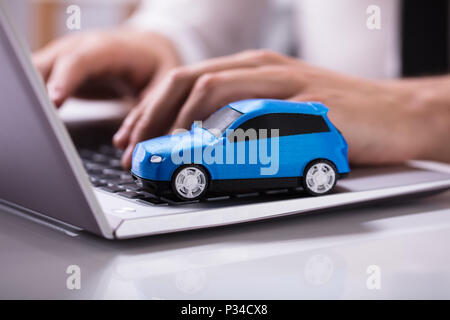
[170, 66, 302, 131]
[114, 63, 177, 150]
[135, 50, 288, 126]
[46, 50, 98, 107]
[121, 144, 136, 170]
[135, 50, 284, 110]
[120, 85, 180, 169]
[113, 104, 145, 150]
[119, 69, 197, 169]
[183, 49, 288, 79]
[121, 70, 189, 147]
[45, 42, 121, 107]
[32, 39, 69, 82]
[138, 50, 286, 115]
[138, 59, 179, 100]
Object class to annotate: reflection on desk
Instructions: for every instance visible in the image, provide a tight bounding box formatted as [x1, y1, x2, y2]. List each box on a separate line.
[0, 189, 449, 299]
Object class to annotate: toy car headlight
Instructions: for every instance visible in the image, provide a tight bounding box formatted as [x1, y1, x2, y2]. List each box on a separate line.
[150, 155, 163, 163]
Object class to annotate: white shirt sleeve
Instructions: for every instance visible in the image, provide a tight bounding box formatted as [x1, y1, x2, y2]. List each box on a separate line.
[127, 0, 271, 64]
[293, 0, 401, 78]
[128, 0, 400, 78]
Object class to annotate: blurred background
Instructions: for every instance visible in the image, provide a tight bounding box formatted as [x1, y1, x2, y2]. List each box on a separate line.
[1, 0, 142, 136]
[4, 1, 449, 80]
[4, 0, 139, 50]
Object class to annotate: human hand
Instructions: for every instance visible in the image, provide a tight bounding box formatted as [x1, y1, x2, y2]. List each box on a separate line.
[114, 50, 449, 168]
[33, 28, 180, 107]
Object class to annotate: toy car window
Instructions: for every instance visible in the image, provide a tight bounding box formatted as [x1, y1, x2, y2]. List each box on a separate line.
[232, 113, 329, 141]
[203, 106, 242, 137]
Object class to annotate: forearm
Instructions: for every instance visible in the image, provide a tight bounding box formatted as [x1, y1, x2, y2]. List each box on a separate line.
[401, 76, 450, 162]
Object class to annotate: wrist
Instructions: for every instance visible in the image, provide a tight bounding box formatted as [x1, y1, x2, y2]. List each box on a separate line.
[405, 77, 450, 162]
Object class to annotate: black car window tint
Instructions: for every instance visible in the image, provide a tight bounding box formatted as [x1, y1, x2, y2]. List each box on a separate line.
[229, 113, 329, 142]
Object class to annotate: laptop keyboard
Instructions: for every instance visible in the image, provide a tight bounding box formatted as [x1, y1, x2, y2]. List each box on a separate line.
[79, 145, 167, 205]
[79, 145, 309, 206]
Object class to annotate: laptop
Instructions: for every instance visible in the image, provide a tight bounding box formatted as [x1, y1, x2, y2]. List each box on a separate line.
[0, 4, 449, 239]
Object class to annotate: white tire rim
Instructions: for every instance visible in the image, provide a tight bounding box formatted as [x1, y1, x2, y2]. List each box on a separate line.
[305, 162, 336, 194]
[174, 167, 207, 199]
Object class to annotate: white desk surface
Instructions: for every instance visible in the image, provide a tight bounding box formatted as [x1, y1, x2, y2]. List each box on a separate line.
[1, 189, 449, 299]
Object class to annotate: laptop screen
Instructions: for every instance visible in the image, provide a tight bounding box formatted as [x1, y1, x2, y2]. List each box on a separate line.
[0, 5, 105, 235]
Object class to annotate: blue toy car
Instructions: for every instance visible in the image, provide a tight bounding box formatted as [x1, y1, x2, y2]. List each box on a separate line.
[131, 99, 350, 201]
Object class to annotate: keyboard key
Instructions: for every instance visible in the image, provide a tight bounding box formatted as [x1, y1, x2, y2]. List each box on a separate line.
[102, 168, 124, 175]
[79, 149, 95, 160]
[84, 161, 107, 170]
[117, 191, 145, 199]
[160, 195, 200, 205]
[91, 181, 107, 187]
[89, 177, 106, 186]
[120, 172, 133, 179]
[137, 197, 167, 205]
[205, 195, 230, 202]
[120, 183, 143, 192]
[92, 173, 122, 180]
[106, 177, 135, 185]
[92, 153, 111, 163]
[99, 145, 123, 158]
[137, 191, 158, 198]
[87, 168, 104, 175]
[100, 185, 125, 193]
[108, 159, 123, 169]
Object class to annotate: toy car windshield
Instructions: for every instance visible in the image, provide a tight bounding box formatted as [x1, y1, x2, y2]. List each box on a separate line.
[203, 106, 242, 137]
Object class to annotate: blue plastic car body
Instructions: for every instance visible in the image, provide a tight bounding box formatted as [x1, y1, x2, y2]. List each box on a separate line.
[131, 99, 350, 200]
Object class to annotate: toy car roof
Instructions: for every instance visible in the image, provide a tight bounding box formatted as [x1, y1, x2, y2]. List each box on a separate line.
[228, 99, 329, 116]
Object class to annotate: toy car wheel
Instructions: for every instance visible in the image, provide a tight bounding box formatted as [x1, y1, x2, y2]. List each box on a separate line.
[302, 160, 337, 196]
[172, 165, 209, 201]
